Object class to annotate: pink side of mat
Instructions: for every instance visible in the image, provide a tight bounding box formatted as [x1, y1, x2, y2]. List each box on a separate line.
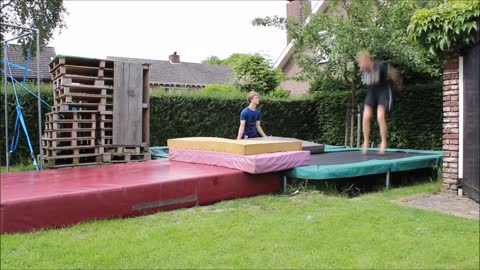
[169, 148, 310, 174]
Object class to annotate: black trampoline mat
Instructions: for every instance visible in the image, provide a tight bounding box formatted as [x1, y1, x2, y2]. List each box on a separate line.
[310, 150, 431, 166]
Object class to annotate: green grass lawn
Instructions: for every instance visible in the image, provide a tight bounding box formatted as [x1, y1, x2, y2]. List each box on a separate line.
[1, 181, 478, 269]
[1, 163, 36, 173]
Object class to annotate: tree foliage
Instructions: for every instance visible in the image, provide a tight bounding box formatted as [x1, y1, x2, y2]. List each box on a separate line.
[231, 54, 283, 94]
[201, 53, 252, 67]
[1, 0, 67, 54]
[253, 0, 444, 89]
[201, 56, 223, 65]
[253, 0, 444, 146]
[408, 0, 480, 56]
[202, 53, 283, 94]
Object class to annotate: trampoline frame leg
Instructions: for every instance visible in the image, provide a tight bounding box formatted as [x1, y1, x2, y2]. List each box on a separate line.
[283, 176, 288, 193]
[385, 170, 391, 189]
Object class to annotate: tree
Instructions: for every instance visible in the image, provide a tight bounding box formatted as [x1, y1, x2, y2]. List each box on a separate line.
[253, 0, 443, 145]
[222, 53, 253, 68]
[201, 53, 251, 67]
[1, 0, 67, 54]
[231, 53, 283, 94]
[201, 53, 283, 94]
[201, 56, 222, 65]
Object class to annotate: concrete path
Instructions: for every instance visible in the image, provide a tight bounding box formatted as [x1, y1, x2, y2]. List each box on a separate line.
[394, 191, 479, 219]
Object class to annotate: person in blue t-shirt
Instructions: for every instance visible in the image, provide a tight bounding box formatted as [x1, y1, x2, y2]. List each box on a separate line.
[236, 90, 267, 140]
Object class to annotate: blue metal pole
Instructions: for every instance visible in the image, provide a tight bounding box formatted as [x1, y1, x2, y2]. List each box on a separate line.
[35, 29, 43, 169]
[3, 44, 8, 171]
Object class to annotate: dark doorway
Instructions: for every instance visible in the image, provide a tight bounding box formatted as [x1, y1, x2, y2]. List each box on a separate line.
[462, 42, 480, 202]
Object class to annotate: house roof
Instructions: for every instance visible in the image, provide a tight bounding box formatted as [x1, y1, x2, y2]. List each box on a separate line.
[107, 56, 232, 87]
[3, 45, 56, 81]
[274, 0, 329, 69]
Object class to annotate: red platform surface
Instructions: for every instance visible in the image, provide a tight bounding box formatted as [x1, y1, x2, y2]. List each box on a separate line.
[1, 160, 281, 233]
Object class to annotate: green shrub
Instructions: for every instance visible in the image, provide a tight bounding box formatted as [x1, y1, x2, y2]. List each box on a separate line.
[267, 87, 291, 99]
[202, 84, 242, 95]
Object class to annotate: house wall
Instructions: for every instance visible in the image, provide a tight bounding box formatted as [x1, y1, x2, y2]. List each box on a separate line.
[286, 0, 312, 43]
[442, 51, 460, 190]
[278, 0, 335, 96]
[280, 57, 310, 96]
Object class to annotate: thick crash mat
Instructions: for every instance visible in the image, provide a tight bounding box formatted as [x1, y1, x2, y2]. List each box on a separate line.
[169, 148, 310, 174]
[250, 136, 325, 154]
[167, 137, 302, 155]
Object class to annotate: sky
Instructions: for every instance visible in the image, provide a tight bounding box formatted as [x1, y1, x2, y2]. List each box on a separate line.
[48, 1, 317, 64]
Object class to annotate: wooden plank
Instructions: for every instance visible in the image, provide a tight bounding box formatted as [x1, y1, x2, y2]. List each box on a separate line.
[126, 63, 143, 145]
[113, 61, 143, 146]
[142, 64, 150, 145]
[61, 83, 113, 90]
[113, 61, 126, 145]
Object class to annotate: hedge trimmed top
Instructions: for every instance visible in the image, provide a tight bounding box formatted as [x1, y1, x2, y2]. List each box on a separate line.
[408, 0, 480, 55]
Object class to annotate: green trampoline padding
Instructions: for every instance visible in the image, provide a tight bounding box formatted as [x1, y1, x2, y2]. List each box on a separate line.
[149, 146, 169, 159]
[285, 148, 442, 180]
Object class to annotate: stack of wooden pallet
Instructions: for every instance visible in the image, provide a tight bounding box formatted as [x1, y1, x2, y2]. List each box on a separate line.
[42, 56, 150, 168]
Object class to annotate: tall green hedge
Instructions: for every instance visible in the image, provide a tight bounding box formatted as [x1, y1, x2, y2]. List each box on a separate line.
[150, 82, 442, 149]
[1, 82, 442, 166]
[387, 83, 443, 150]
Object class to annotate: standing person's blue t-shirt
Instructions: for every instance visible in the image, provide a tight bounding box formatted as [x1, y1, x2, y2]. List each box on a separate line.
[240, 107, 261, 138]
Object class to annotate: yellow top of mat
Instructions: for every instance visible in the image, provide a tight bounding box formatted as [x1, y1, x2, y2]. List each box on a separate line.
[167, 137, 302, 155]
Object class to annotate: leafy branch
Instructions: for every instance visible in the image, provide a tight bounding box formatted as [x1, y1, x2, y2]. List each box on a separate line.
[408, 0, 480, 55]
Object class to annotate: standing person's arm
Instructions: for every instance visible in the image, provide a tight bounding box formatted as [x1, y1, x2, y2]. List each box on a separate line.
[256, 121, 267, 137]
[237, 120, 246, 140]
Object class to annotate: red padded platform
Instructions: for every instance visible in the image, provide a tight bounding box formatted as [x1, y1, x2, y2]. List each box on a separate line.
[1, 160, 281, 233]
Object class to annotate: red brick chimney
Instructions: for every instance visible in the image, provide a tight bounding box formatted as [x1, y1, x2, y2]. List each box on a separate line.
[286, 0, 311, 43]
[169, 52, 180, 64]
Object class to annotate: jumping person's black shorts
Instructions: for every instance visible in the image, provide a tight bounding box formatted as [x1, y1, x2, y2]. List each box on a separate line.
[364, 86, 392, 111]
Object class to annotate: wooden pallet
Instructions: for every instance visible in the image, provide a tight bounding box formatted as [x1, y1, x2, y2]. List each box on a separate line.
[45, 120, 96, 131]
[51, 65, 114, 79]
[43, 137, 97, 148]
[49, 56, 113, 71]
[45, 111, 97, 122]
[53, 85, 113, 106]
[99, 128, 113, 145]
[43, 146, 98, 158]
[52, 103, 113, 113]
[100, 121, 112, 129]
[99, 111, 113, 120]
[102, 152, 150, 163]
[45, 153, 102, 169]
[55, 94, 112, 106]
[55, 84, 113, 95]
[56, 83, 113, 92]
[98, 138, 113, 145]
[49, 57, 114, 79]
[99, 145, 148, 154]
[43, 129, 96, 139]
[53, 74, 113, 89]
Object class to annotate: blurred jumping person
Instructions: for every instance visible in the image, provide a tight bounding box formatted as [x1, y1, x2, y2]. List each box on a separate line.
[357, 51, 401, 154]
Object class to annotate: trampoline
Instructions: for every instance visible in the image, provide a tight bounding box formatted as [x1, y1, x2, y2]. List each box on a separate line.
[283, 147, 442, 190]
